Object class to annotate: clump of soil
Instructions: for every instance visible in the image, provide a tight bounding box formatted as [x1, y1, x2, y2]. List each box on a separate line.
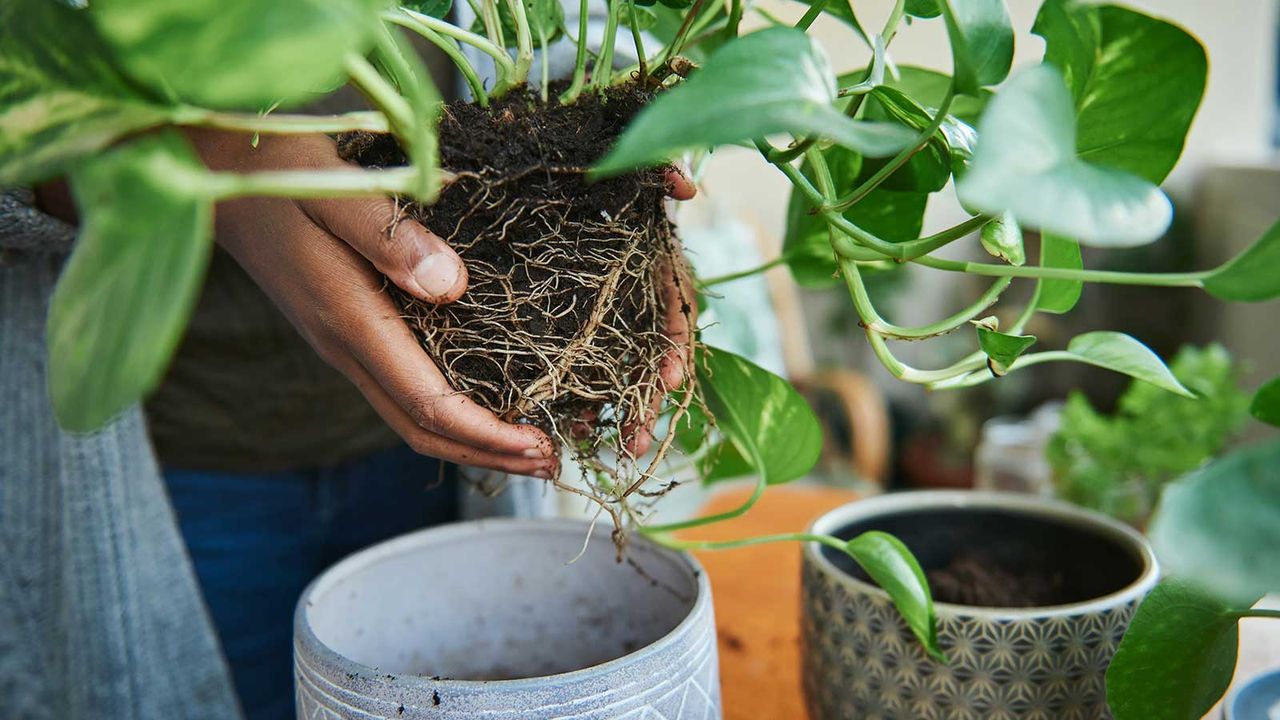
[926, 549, 1068, 607]
[339, 84, 698, 514]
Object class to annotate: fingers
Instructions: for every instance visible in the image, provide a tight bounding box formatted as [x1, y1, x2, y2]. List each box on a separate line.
[341, 357, 559, 477]
[664, 167, 697, 201]
[659, 258, 695, 391]
[623, 390, 664, 457]
[301, 196, 468, 304]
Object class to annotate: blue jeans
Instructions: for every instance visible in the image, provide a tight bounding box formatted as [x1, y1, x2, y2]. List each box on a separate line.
[165, 444, 457, 720]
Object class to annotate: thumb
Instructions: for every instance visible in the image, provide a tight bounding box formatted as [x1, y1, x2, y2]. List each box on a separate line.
[301, 196, 468, 303]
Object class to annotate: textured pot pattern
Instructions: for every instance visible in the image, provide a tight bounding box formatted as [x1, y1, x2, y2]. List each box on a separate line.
[294, 519, 720, 719]
[801, 491, 1158, 720]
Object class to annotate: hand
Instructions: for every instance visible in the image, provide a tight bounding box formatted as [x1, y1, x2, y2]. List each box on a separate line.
[190, 130, 558, 476]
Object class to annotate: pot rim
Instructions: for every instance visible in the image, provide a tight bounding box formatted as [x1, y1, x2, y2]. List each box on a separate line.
[804, 490, 1160, 618]
[293, 517, 711, 689]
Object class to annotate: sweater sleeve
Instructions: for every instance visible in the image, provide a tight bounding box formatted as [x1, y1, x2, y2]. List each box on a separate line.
[0, 188, 75, 256]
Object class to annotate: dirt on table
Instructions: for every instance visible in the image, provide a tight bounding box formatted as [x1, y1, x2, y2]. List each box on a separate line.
[926, 549, 1069, 608]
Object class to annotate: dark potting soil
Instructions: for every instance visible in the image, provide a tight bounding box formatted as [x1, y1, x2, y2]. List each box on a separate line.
[339, 84, 683, 442]
[925, 549, 1068, 608]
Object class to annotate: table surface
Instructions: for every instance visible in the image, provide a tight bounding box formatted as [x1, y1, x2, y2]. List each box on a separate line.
[690, 486, 1280, 720]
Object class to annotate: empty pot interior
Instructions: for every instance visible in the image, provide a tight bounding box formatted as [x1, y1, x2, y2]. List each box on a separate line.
[305, 522, 697, 680]
[822, 507, 1146, 607]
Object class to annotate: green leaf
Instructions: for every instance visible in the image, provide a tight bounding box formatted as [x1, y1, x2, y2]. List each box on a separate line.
[404, 0, 453, 18]
[1035, 233, 1083, 314]
[844, 531, 943, 660]
[1062, 332, 1192, 398]
[783, 146, 927, 287]
[1204, 217, 1280, 302]
[695, 345, 822, 485]
[619, 2, 658, 30]
[595, 28, 915, 175]
[979, 211, 1024, 266]
[872, 66, 990, 125]
[1034, 1, 1207, 184]
[700, 441, 757, 484]
[975, 320, 1035, 376]
[793, 0, 869, 35]
[49, 131, 215, 432]
[90, 0, 386, 109]
[1106, 579, 1246, 720]
[1148, 440, 1280, 602]
[1251, 376, 1280, 427]
[905, 0, 941, 19]
[0, 0, 172, 185]
[860, 87, 951, 193]
[958, 65, 1172, 248]
[938, 0, 1013, 96]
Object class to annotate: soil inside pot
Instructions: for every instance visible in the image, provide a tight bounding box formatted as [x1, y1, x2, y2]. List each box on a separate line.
[823, 508, 1145, 608]
[339, 85, 690, 463]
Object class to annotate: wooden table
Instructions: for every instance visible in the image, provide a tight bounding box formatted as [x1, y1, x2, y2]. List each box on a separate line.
[685, 485, 860, 720]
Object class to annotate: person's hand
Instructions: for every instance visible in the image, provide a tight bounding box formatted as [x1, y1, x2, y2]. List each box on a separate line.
[190, 129, 559, 476]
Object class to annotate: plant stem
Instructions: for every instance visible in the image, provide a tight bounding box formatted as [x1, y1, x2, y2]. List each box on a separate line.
[479, 0, 506, 48]
[505, 0, 535, 86]
[641, 475, 767, 534]
[398, 21, 489, 106]
[207, 167, 427, 200]
[866, 275, 1013, 340]
[390, 9, 516, 94]
[1239, 609, 1280, 620]
[626, 0, 648, 78]
[912, 255, 1212, 287]
[368, 30, 442, 201]
[173, 108, 391, 134]
[593, 0, 622, 90]
[794, 0, 830, 31]
[560, 0, 592, 103]
[700, 257, 787, 286]
[345, 54, 414, 128]
[537, 26, 550, 102]
[646, 530, 847, 553]
[828, 84, 956, 211]
[724, 0, 743, 39]
[657, 0, 709, 69]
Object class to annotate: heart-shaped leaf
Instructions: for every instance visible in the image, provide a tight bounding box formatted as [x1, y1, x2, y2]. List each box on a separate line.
[938, 0, 1013, 96]
[595, 28, 915, 175]
[1148, 439, 1280, 603]
[1251, 376, 1280, 427]
[860, 87, 952, 192]
[958, 65, 1172, 248]
[975, 320, 1035, 376]
[1034, 1, 1207, 184]
[695, 345, 822, 485]
[844, 531, 943, 660]
[1204, 216, 1280, 302]
[979, 211, 1024, 266]
[50, 131, 215, 432]
[90, 0, 385, 109]
[1106, 579, 1247, 720]
[905, 0, 941, 19]
[783, 146, 927, 287]
[1063, 332, 1192, 397]
[404, 0, 453, 19]
[0, 0, 172, 185]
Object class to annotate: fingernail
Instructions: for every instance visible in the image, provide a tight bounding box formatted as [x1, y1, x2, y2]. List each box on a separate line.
[413, 252, 460, 299]
[523, 447, 549, 458]
[533, 470, 552, 480]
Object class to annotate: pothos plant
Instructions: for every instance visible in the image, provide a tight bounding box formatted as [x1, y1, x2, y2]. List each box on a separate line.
[4, 0, 1280, 681]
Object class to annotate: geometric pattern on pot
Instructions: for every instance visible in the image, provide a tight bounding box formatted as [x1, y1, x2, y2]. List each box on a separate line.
[800, 491, 1159, 720]
[802, 560, 1140, 720]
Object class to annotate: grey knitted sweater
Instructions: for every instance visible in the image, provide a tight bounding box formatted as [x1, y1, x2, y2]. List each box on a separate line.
[0, 190, 242, 720]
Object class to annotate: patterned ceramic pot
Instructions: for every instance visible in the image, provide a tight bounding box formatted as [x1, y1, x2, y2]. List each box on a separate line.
[802, 491, 1158, 720]
[294, 518, 719, 719]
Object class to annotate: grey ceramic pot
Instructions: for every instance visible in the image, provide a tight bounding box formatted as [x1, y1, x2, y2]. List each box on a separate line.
[802, 491, 1158, 720]
[294, 518, 720, 719]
